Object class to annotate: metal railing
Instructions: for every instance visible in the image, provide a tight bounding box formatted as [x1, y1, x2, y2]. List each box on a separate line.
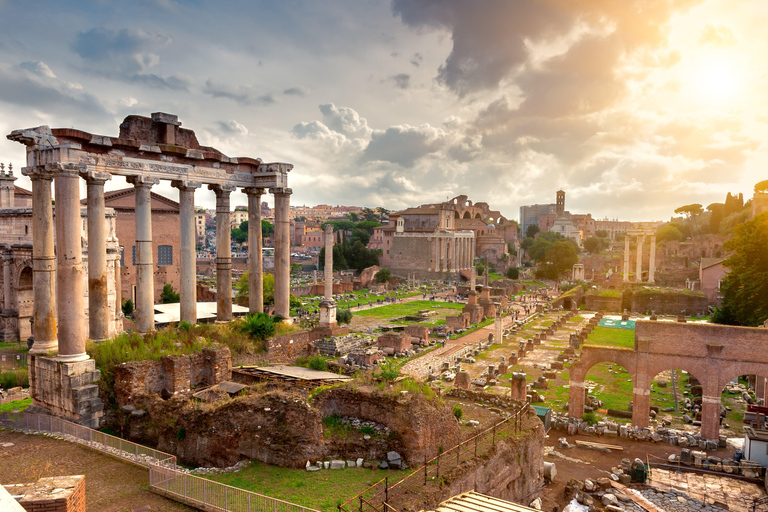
[0, 411, 319, 512]
[338, 403, 531, 512]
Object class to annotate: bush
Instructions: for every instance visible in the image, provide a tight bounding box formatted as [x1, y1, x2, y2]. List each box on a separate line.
[506, 267, 520, 280]
[121, 299, 134, 316]
[336, 308, 353, 324]
[160, 283, 180, 304]
[582, 411, 598, 425]
[375, 269, 392, 283]
[0, 368, 29, 389]
[178, 320, 193, 332]
[297, 355, 328, 371]
[453, 405, 463, 421]
[377, 360, 400, 381]
[239, 313, 276, 341]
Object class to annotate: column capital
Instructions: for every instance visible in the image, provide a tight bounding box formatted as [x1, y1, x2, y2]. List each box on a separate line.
[127, 175, 160, 188]
[1, 251, 12, 263]
[325, 224, 334, 235]
[269, 187, 292, 196]
[21, 166, 54, 181]
[171, 179, 202, 191]
[243, 187, 267, 196]
[45, 162, 85, 177]
[208, 183, 236, 196]
[80, 170, 111, 184]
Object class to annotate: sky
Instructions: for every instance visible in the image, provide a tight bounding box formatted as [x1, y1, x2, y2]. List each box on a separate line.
[0, 0, 766, 223]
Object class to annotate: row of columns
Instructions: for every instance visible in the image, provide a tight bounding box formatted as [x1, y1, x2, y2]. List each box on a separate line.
[25, 163, 292, 361]
[432, 235, 474, 272]
[623, 233, 656, 283]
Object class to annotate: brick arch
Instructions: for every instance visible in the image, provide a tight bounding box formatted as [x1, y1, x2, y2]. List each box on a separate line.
[569, 347, 638, 420]
[717, 361, 768, 394]
[645, 355, 708, 391]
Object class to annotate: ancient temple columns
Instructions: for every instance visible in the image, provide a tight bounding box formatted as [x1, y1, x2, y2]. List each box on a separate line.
[635, 234, 644, 283]
[648, 235, 656, 284]
[271, 187, 292, 319]
[82, 171, 111, 341]
[244, 187, 265, 314]
[210, 184, 235, 322]
[324, 224, 334, 300]
[26, 169, 57, 354]
[173, 180, 201, 325]
[623, 237, 630, 282]
[54, 164, 87, 362]
[128, 176, 159, 334]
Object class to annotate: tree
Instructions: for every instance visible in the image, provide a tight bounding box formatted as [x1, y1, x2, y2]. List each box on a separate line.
[707, 203, 724, 234]
[674, 203, 703, 237]
[235, 272, 275, 306]
[121, 298, 134, 316]
[537, 241, 578, 280]
[657, 225, 684, 243]
[361, 208, 379, 222]
[475, 263, 485, 276]
[755, 180, 768, 193]
[712, 212, 768, 326]
[356, 220, 382, 233]
[583, 236, 608, 254]
[525, 224, 540, 239]
[349, 228, 370, 246]
[506, 267, 520, 280]
[160, 283, 180, 303]
[262, 219, 275, 238]
[375, 268, 391, 283]
[528, 239, 552, 262]
[349, 212, 359, 222]
[595, 229, 609, 238]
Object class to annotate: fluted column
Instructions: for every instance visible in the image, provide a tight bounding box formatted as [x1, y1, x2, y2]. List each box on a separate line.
[439, 237, 446, 272]
[54, 164, 87, 362]
[244, 188, 265, 314]
[432, 237, 438, 271]
[324, 224, 334, 300]
[82, 171, 111, 341]
[2, 250, 11, 311]
[636, 234, 644, 283]
[210, 184, 236, 322]
[24, 168, 57, 354]
[623, 235, 630, 282]
[173, 180, 201, 324]
[271, 187, 292, 319]
[128, 176, 159, 334]
[648, 234, 656, 284]
[470, 236, 475, 267]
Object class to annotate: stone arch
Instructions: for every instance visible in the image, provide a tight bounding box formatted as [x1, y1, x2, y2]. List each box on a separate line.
[718, 362, 768, 396]
[463, 211, 471, 219]
[474, 213, 481, 220]
[569, 347, 638, 420]
[454, 211, 460, 219]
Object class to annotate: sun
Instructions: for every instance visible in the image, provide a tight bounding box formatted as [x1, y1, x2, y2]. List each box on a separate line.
[689, 52, 745, 104]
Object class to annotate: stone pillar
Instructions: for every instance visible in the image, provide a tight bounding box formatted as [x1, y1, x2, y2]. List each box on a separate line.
[440, 238, 447, 272]
[82, 171, 111, 341]
[25, 168, 57, 354]
[2, 250, 11, 311]
[173, 180, 201, 324]
[701, 395, 721, 440]
[470, 266, 476, 290]
[568, 380, 586, 418]
[271, 187, 292, 319]
[432, 237, 438, 271]
[127, 176, 159, 334]
[319, 224, 337, 328]
[635, 234, 644, 283]
[54, 165, 87, 362]
[470, 237, 475, 267]
[648, 234, 656, 284]
[631, 386, 650, 428]
[210, 184, 236, 322]
[623, 235, 630, 282]
[114, 256, 122, 320]
[245, 188, 265, 314]
[494, 303, 503, 344]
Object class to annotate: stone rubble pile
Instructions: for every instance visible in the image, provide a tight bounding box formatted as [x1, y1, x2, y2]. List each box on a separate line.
[668, 448, 764, 478]
[334, 416, 390, 435]
[305, 451, 405, 472]
[633, 489, 726, 512]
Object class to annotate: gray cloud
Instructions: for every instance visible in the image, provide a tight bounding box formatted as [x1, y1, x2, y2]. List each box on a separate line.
[410, 53, 423, 67]
[362, 124, 447, 167]
[283, 87, 308, 96]
[389, 73, 410, 89]
[319, 103, 372, 139]
[19, 61, 56, 78]
[216, 119, 249, 135]
[203, 80, 276, 106]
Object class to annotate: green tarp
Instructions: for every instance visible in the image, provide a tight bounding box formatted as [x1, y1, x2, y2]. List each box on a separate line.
[598, 318, 635, 330]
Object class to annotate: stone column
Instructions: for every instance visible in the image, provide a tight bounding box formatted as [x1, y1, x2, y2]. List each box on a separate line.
[623, 235, 630, 282]
[82, 171, 111, 341]
[701, 395, 721, 440]
[114, 256, 122, 320]
[54, 164, 87, 362]
[244, 188, 266, 314]
[631, 386, 650, 428]
[470, 237, 475, 267]
[440, 238, 446, 272]
[319, 224, 337, 328]
[173, 180, 201, 324]
[567, 380, 586, 419]
[494, 303, 503, 344]
[25, 168, 57, 354]
[648, 234, 656, 284]
[432, 237, 438, 272]
[210, 184, 236, 322]
[2, 250, 11, 311]
[271, 187, 292, 319]
[636, 234, 644, 283]
[128, 176, 159, 334]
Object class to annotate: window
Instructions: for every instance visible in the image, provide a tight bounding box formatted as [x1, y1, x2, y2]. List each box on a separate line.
[120, 246, 125, 267]
[131, 246, 136, 266]
[158, 245, 173, 266]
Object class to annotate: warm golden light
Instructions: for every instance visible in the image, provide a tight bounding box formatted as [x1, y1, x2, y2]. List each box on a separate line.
[689, 53, 744, 104]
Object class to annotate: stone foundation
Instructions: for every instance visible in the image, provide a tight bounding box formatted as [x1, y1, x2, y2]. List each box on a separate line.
[5, 475, 85, 512]
[29, 356, 103, 429]
[314, 334, 374, 356]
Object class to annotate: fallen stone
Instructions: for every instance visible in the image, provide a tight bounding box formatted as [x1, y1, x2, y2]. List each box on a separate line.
[331, 460, 346, 470]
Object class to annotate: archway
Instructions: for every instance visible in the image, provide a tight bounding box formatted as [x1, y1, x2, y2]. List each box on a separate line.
[569, 346, 638, 424]
[474, 213, 481, 220]
[463, 211, 471, 219]
[646, 366, 706, 432]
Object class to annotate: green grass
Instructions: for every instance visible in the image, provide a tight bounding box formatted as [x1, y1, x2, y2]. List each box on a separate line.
[296, 290, 422, 313]
[0, 397, 32, 413]
[0, 341, 29, 353]
[584, 326, 635, 349]
[353, 301, 463, 320]
[207, 460, 411, 512]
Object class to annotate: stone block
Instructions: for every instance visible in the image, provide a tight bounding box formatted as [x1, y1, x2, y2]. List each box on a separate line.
[330, 460, 345, 469]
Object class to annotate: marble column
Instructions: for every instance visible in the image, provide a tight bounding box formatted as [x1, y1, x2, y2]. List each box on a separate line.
[636, 234, 645, 283]
[210, 184, 236, 322]
[623, 236, 630, 282]
[244, 188, 265, 314]
[432, 237, 438, 271]
[494, 303, 503, 345]
[54, 164, 87, 362]
[648, 234, 656, 284]
[319, 224, 337, 328]
[25, 168, 57, 354]
[271, 187, 292, 319]
[128, 176, 159, 334]
[173, 180, 201, 324]
[2, 250, 11, 311]
[470, 237, 475, 267]
[82, 171, 111, 341]
[440, 238, 446, 272]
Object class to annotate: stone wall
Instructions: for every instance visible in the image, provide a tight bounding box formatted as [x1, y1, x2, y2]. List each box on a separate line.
[631, 288, 708, 315]
[389, 236, 432, 272]
[6, 475, 85, 512]
[29, 356, 103, 429]
[114, 346, 231, 407]
[585, 293, 622, 312]
[264, 331, 320, 362]
[314, 334, 376, 356]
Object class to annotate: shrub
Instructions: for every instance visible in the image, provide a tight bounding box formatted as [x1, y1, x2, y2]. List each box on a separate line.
[582, 411, 598, 425]
[178, 320, 193, 332]
[240, 313, 276, 341]
[377, 360, 400, 381]
[0, 368, 29, 389]
[160, 283, 180, 304]
[336, 308, 353, 324]
[375, 269, 391, 283]
[297, 355, 328, 371]
[453, 405, 463, 421]
[121, 299, 134, 316]
[506, 267, 520, 280]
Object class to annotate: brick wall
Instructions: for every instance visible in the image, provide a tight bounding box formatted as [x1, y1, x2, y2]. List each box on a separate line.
[631, 290, 708, 315]
[264, 331, 320, 363]
[584, 294, 622, 312]
[114, 346, 231, 406]
[12, 475, 85, 512]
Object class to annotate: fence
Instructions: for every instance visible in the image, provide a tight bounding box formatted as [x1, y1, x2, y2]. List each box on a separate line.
[338, 403, 531, 512]
[0, 411, 319, 512]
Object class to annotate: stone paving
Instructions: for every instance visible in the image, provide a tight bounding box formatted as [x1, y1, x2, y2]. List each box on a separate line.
[646, 468, 766, 512]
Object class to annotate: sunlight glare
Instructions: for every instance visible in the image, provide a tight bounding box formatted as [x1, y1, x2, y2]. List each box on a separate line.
[690, 53, 744, 104]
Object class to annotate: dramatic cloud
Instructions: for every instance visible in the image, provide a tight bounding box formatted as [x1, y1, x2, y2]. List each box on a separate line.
[203, 80, 276, 106]
[363, 124, 447, 167]
[318, 103, 373, 140]
[217, 119, 249, 135]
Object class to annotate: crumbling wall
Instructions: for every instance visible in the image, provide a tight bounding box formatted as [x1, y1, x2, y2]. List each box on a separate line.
[585, 294, 622, 312]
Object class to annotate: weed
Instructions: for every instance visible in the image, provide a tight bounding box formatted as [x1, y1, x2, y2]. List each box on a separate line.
[453, 405, 463, 421]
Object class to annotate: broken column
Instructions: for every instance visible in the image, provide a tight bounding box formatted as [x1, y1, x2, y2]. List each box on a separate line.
[510, 372, 527, 401]
[318, 224, 337, 328]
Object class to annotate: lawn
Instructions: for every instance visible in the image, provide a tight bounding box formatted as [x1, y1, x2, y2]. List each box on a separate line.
[0, 397, 32, 413]
[207, 461, 411, 512]
[353, 301, 463, 320]
[584, 326, 635, 349]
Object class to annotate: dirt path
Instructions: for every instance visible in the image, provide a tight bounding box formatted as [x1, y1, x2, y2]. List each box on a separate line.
[0, 430, 193, 512]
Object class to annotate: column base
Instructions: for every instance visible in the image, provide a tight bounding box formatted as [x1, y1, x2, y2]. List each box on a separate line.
[29, 340, 58, 356]
[55, 352, 90, 363]
[29, 355, 104, 429]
